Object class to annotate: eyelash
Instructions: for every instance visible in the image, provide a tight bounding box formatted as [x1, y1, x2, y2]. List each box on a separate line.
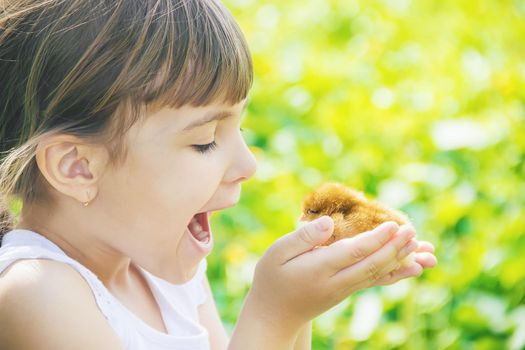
[192, 141, 218, 154]
[192, 128, 245, 154]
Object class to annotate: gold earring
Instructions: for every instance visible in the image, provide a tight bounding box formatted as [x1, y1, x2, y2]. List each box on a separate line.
[83, 190, 91, 207]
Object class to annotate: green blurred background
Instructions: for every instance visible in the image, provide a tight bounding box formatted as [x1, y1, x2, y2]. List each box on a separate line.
[207, 0, 525, 349]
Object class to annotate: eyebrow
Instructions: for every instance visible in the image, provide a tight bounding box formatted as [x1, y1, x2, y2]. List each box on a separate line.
[181, 99, 249, 132]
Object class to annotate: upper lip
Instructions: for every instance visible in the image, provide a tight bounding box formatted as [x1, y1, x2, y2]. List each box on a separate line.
[204, 203, 237, 213]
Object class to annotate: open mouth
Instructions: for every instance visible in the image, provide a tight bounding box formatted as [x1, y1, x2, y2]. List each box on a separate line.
[187, 212, 211, 244]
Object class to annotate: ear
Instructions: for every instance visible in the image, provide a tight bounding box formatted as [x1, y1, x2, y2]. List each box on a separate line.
[35, 134, 109, 205]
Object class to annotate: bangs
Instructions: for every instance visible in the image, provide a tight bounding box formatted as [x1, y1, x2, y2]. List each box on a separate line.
[0, 0, 253, 168]
[138, 0, 253, 109]
[0, 0, 253, 212]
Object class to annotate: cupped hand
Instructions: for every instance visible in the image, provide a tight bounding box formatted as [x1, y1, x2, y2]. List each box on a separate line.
[246, 217, 420, 330]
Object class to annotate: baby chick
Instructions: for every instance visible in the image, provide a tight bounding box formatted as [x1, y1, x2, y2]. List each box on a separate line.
[301, 182, 415, 266]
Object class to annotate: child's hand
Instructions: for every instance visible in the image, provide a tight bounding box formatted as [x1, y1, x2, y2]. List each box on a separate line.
[375, 239, 437, 286]
[245, 216, 430, 333]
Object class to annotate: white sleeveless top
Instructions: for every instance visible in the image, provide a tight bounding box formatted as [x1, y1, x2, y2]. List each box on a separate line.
[0, 229, 211, 350]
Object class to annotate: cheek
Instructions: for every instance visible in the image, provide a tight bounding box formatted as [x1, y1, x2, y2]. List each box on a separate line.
[107, 142, 227, 218]
[158, 151, 225, 205]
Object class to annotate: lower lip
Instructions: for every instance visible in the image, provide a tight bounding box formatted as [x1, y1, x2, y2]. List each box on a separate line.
[186, 212, 213, 253]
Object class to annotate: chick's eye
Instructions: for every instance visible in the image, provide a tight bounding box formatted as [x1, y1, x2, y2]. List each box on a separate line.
[192, 140, 218, 154]
[307, 209, 320, 215]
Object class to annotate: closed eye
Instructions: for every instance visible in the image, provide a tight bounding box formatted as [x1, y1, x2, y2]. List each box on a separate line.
[307, 209, 320, 215]
[192, 140, 217, 154]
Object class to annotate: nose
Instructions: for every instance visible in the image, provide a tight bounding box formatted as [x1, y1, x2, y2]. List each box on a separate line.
[224, 134, 257, 184]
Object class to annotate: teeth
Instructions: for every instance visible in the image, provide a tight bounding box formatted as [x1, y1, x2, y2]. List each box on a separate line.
[196, 231, 209, 242]
[189, 216, 209, 243]
[189, 217, 203, 233]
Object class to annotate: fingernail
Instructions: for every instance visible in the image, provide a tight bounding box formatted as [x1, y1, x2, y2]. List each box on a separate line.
[378, 221, 398, 235]
[315, 216, 332, 231]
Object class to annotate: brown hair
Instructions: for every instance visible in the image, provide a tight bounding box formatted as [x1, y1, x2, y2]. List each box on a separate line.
[0, 0, 253, 244]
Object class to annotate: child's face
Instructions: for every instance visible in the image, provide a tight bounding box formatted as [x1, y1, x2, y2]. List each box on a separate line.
[98, 98, 256, 281]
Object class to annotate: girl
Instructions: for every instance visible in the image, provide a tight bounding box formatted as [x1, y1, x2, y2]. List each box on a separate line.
[0, 0, 437, 349]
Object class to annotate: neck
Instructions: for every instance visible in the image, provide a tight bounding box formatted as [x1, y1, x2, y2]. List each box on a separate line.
[15, 202, 135, 291]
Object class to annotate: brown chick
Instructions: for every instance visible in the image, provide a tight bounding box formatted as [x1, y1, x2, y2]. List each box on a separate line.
[301, 182, 411, 246]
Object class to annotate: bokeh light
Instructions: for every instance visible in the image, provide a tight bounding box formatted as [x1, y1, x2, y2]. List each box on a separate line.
[206, 0, 525, 349]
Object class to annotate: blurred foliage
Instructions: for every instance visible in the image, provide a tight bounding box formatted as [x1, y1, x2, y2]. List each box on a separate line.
[206, 0, 525, 349]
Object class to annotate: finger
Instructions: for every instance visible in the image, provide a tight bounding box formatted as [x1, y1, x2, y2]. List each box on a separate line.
[375, 249, 436, 286]
[267, 216, 334, 264]
[331, 226, 417, 288]
[392, 224, 417, 240]
[398, 239, 418, 260]
[415, 252, 438, 268]
[375, 263, 424, 286]
[375, 238, 419, 279]
[315, 221, 400, 272]
[416, 241, 435, 253]
[338, 260, 421, 295]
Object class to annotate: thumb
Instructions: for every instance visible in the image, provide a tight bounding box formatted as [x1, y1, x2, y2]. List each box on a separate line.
[268, 216, 334, 263]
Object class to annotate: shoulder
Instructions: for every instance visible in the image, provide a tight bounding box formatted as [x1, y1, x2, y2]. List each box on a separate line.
[0, 259, 126, 350]
[0, 258, 92, 299]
